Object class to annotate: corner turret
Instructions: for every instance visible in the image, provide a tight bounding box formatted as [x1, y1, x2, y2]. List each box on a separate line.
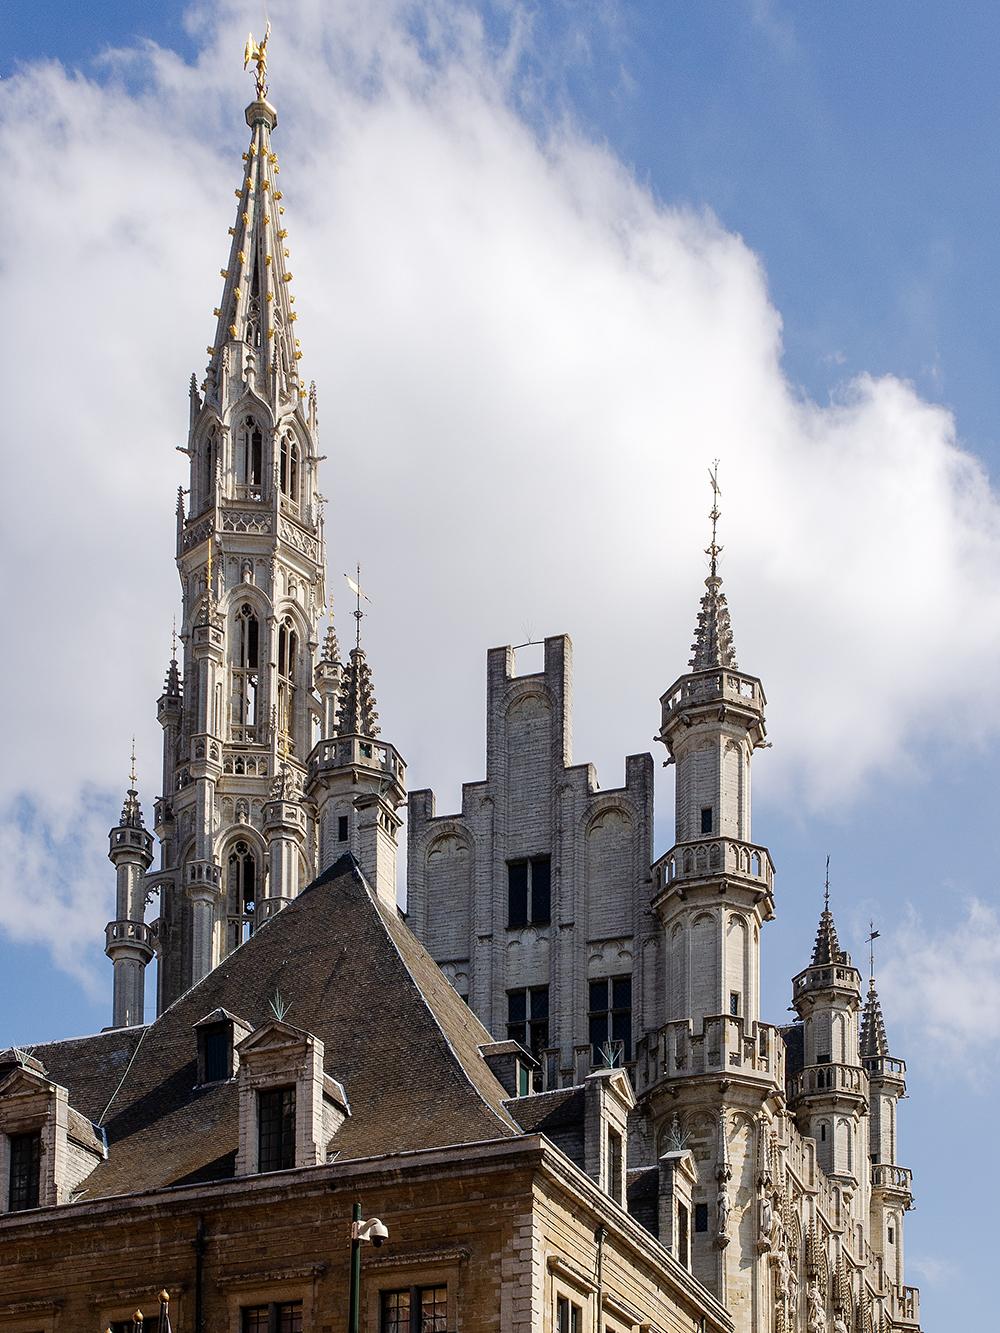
[105, 762, 155, 1028]
[306, 582, 406, 908]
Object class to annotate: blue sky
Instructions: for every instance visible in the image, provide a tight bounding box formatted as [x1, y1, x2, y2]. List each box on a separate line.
[1, 2, 998, 1324]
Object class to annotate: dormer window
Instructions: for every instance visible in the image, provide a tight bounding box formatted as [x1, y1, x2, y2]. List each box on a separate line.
[8, 1131, 40, 1212]
[194, 1008, 252, 1086]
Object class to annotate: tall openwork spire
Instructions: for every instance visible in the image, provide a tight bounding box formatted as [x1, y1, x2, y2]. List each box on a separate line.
[202, 58, 305, 417]
[688, 463, 738, 671]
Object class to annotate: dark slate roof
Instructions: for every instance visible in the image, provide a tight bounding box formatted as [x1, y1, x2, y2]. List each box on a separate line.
[779, 1023, 804, 1076]
[505, 1085, 585, 1134]
[23, 855, 518, 1199]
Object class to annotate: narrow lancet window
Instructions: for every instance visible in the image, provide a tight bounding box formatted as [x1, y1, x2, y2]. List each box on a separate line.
[277, 617, 297, 742]
[232, 604, 260, 741]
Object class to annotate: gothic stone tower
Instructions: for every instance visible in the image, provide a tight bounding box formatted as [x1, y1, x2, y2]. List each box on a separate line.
[112, 86, 405, 1020]
[634, 561, 780, 1324]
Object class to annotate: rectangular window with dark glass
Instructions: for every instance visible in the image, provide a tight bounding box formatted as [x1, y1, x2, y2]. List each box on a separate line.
[507, 987, 549, 1061]
[730, 992, 740, 1016]
[338, 815, 349, 842]
[241, 1302, 302, 1332]
[694, 1202, 709, 1232]
[701, 807, 713, 834]
[8, 1131, 41, 1211]
[257, 1087, 296, 1173]
[382, 1286, 447, 1333]
[507, 857, 550, 927]
[677, 1202, 689, 1268]
[204, 1026, 231, 1082]
[589, 976, 632, 1065]
[608, 1129, 622, 1200]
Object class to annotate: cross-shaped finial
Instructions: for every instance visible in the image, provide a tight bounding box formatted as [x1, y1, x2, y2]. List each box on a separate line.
[706, 460, 723, 578]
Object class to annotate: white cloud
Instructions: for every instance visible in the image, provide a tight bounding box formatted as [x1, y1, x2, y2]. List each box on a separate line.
[880, 899, 1000, 1070]
[2, 0, 1000, 978]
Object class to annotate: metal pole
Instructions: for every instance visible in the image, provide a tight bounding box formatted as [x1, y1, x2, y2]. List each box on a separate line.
[594, 1226, 607, 1333]
[348, 1202, 362, 1333]
[193, 1215, 206, 1332]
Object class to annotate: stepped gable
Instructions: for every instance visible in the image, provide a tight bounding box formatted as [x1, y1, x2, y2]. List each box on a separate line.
[28, 855, 517, 1199]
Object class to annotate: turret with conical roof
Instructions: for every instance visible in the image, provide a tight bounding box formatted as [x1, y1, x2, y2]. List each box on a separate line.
[306, 587, 406, 909]
[788, 881, 867, 1187]
[861, 967, 913, 1288]
[106, 754, 155, 1028]
[642, 472, 781, 1314]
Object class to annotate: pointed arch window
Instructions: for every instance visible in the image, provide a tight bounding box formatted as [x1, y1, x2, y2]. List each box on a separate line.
[279, 433, 299, 505]
[228, 839, 258, 948]
[202, 428, 217, 512]
[232, 604, 260, 741]
[277, 616, 297, 742]
[237, 416, 263, 495]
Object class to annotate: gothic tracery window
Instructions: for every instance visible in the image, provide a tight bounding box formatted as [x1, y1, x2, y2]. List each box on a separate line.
[279, 432, 299, 503]
[232, 604, 260, 741]
[237, 416, 263, 492]
[277, 616, 297, 741]
[228, 839, 257, 947]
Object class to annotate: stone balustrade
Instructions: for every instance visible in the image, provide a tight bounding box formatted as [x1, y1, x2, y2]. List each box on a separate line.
[635, 1016, 784, 1091]
[787, 1061, 867, 1102]
[308, 735, 406, 784]
[653, 837, 775, 893]
[105, 920, 156, 950]
[871, 1163, 913, 1192]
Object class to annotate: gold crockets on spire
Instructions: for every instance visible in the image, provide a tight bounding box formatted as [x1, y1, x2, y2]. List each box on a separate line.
[203, 27, 305, 413]
[688, 462, 738, 671]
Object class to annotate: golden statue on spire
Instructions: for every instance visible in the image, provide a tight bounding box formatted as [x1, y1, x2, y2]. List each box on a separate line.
[244, 20, 271, 101]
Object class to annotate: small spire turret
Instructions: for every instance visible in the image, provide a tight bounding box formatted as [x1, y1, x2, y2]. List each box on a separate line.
[688, 462, 738, 671]
[860, 977, 890, 1059]
[336, 647, 380, 739]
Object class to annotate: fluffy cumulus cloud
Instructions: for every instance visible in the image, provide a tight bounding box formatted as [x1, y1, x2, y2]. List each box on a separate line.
[881, 899, 1000, 1072]
[1, 0, 1000, 982]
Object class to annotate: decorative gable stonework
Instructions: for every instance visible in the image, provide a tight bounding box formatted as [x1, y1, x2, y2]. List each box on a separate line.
[235, 1018, 349, 1174]
[0, 1060, 105, 1211]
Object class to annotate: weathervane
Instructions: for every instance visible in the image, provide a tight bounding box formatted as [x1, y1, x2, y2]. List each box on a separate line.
[867, 921, 880, 980]
[129, 737, 137, 792]
[706, 459, 723, 578]
[244, 11, 271, 101]
[824, 854, 830, 912]
[345, 565, 371, 650]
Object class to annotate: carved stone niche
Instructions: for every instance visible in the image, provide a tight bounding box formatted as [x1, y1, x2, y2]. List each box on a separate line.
[234, 1020, 350, 1176]
[0, 1054, 107, 1211]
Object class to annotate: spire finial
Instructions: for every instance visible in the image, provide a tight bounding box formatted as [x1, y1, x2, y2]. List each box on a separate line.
[707, 459, 723, 579]
[824, 854, 830, 912]
[346, 565, 371, 651]
[129, 736, 137, 791]
[244, 11, 271, 101]
[171, 616, 178, 661]
[867, 921, 880, 981]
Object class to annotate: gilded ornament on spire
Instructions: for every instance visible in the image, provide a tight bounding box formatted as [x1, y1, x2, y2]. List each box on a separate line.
[244, 22, 271, 101]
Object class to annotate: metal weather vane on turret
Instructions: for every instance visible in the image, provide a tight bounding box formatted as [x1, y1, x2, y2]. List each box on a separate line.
[706, 458, 723, 578]
[689, 460, 738, 671]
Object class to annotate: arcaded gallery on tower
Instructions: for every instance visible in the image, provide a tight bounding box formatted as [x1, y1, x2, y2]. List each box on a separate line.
[0, 49, 923, 1333]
